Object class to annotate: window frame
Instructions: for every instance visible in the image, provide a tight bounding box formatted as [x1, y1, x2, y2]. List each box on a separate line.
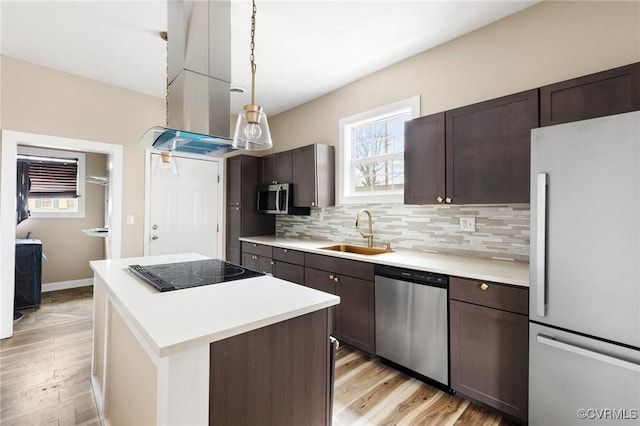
[17, 146, 86, 219]
[338, 95, 420, 204]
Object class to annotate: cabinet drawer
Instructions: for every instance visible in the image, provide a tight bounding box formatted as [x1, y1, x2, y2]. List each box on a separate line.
[449, 276, 528, 315]
[241, 242, 273, 257]
[304, 253, 374, 281]
[273, 247, 304, 265]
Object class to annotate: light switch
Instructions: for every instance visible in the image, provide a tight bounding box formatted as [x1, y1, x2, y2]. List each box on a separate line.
[126, 215, 135, 225]
[459, 216, 476, 232]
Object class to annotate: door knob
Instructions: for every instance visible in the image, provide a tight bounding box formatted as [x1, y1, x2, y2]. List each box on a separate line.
[152, 224, 158, 230]
[151, 235, 159, 240]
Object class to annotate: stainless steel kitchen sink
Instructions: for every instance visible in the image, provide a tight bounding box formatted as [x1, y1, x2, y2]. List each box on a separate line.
[319, 244, 392, 255]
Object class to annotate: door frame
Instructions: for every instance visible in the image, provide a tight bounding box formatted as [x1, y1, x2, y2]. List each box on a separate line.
[0, 129, 123, 339]
[143, 149, 225, 257]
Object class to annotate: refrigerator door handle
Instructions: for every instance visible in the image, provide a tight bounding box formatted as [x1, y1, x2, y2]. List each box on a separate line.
[537, 334, 640, 373]
[535, 173, 547, 317]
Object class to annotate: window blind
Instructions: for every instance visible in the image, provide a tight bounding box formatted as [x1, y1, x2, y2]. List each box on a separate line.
[19, 155, 79, 198]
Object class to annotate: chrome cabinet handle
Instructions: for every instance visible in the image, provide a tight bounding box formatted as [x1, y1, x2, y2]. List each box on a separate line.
[445, 197, 452, 204]
[480, 283, 489, 291]
[436, 196, 444, 203]
[329, 274, 334, 280]
[535, 173, 547, 317]
[537, 334, 640, 373]
[334, 277, 339, 283]
[283, 249, 288, 253]
[270, 261, 274, 265]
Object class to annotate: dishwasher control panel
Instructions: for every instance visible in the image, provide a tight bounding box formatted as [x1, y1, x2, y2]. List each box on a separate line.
[374, 264, 448, 287]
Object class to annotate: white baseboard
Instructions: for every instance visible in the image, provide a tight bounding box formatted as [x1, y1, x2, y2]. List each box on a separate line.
[42, 278, 93, 292]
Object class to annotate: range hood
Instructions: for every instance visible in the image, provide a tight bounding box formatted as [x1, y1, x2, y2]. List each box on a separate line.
[139, 0, 235, 156]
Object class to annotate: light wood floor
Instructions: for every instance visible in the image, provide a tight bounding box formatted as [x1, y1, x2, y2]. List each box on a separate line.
[1, 287, 517, 426]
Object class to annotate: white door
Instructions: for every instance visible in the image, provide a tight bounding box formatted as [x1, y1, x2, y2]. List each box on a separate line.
[148, 153, 220, 257]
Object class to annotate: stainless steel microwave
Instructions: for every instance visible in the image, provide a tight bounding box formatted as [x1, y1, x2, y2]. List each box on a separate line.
[257, 183, 292, 214]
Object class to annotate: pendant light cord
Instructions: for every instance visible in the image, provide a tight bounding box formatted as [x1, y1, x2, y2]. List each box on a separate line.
[250, 0, 257, 106]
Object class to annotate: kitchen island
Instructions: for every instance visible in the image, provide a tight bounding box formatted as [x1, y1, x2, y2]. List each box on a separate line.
[90, 253, 339, 426]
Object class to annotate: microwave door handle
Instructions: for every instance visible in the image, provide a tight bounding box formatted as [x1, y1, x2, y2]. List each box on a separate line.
[275, 186, 281, 212]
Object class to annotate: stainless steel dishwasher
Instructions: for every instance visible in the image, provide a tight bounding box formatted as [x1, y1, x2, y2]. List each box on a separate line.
[375, 264, 449, 389]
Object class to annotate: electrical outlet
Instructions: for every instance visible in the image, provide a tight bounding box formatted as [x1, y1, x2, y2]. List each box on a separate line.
[459, 217, 476, 232]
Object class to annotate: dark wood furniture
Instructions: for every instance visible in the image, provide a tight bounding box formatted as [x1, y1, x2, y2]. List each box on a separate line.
[241, 241, 273, 274]
[14, 239, 42, 309]
[540, 62, 640, 126]
[404, 90, 537, 205]
[272, 247, 305, 284]
[210, 308, 332, 426]
[305, 253, 375, 354]
[225, 155, 274, 264]
[445, 89, 538, 204]
[292, 144, 335, 208]
[449, 276, 528, 422]
[404, 112, 445, 205]
[260, 151, 293, 184]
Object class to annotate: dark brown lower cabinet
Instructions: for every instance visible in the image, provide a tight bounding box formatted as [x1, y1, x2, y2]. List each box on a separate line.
[449, 277, 528, 422]
[305, 264, 375, 354]
[210, 309, 331, 426]
[241, 252, 273, 274]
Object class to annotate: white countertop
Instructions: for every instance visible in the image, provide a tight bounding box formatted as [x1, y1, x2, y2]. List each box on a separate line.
[240, 236, 530, 287]
[90, 253, 340, 358]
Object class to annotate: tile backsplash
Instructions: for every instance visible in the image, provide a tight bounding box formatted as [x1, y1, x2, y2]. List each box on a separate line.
[276, 203, 530, 263]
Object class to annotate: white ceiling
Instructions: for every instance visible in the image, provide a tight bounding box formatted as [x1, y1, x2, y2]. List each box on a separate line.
[0, 0, 538, 116]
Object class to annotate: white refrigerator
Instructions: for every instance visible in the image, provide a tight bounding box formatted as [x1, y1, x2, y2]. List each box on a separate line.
[529, 111, 640, 425]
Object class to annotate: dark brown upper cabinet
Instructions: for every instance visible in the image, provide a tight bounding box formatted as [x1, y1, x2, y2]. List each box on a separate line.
[404, 112, 445, 205]
[540, 62, 640, 127]
[292, 144, 335, 208]
[445, 89, 538, 204]
[404, 90, 538, 205]
[260, 151, 293, 185]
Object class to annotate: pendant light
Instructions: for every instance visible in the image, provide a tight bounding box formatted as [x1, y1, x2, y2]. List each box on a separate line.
[232, 0, 273, 150]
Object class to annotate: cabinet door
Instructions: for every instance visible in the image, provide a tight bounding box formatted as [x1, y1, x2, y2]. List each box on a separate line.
[445, 89, 538, 204]
[450, 299, 528, 421]
[275, 151, 293, 183]
[304, 267, 336, 336]
[261, 154, 276, 184]
[273, 261, 304, 285]
[241, 252, 258, 269]
[404, 112, 445, 205]
[334, 275, 375, 354]
[292, 144, 335, 208]
[226, 206, 241, 264]
[257, 256, 273, 274]
[292, 145, 317, 207]
[261, 152, 293, 184]
[541, 62, 640, 126]
[226, 156, 242, 206]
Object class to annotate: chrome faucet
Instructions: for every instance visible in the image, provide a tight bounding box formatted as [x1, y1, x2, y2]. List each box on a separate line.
[355, 209, 374, 248]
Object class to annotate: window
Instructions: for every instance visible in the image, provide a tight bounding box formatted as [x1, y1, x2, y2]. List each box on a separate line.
[338, 96, 420, 204]
[17, 146, 86, 218]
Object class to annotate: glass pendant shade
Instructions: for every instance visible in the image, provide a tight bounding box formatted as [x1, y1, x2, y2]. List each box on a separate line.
[232, 105, 273, 150]
[154, 151, 180, 178]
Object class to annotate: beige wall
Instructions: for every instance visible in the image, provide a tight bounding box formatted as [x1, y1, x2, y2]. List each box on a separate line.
[16, 152, 107, 284]
[267, 0, 640, 153]
[1, 56, 165, 280]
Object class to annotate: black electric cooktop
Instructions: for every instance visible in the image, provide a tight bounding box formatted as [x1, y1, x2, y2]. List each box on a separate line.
[128, 259, 264, 292]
